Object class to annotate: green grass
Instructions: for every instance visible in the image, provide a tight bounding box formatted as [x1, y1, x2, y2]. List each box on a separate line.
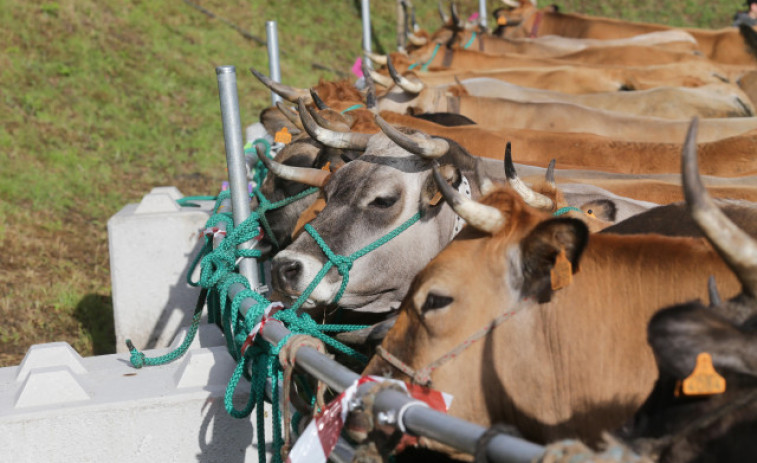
[0, 0, 748, 366]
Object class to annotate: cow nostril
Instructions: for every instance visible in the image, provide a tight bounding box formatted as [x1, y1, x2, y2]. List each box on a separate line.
[276, 259, 302, 287]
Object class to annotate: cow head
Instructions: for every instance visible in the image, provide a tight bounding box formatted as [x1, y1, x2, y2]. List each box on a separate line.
[618, 118, 757, 461]
[271, 114, 484, 315]
[491, 0, 542, 38]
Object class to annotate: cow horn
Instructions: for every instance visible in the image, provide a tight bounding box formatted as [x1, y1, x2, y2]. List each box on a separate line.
[546, 159, 556, 189]
[504, 142, 555, 210]
[298, 98, 372, 150]
[276, 101, 305, 131]
[369, 69, 395, 88]
[407, 32, 428, 46]
[366, 51, 388, 66]
[438, 1, 450, 25]
[387, 56, 424, 94]
[476, 159, 496, 196]
[375, 114, 450, 159]
[411, 5, 420, 32]
[249, 67, 310, 104]
[362, 59, 378, 111]
[255, 144, 330, 188]
[682, 116, 757, 298]
[306, 105, 350, 132]
[433, 163, 505, 234]
[310, 88, 330, 110]
[450, 2, 464, 29]
[708, 275, 722, 307]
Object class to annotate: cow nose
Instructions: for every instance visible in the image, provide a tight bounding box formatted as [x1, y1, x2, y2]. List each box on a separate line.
[274, 259, 302, 289]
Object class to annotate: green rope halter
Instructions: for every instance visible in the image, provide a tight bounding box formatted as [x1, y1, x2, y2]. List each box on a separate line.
[553, 206, 583, 216]
[408, 42, 441, 72]
[463, 31, 477, 49]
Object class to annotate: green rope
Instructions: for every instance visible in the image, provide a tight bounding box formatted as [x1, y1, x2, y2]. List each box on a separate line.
[463, 31, 477, 50]
[553, 206, 583, 216]
[340, 104, 365, 114]
[253, 186, 319, 251]
[408, 42, 441, 71]
[176, 195, 218, 207]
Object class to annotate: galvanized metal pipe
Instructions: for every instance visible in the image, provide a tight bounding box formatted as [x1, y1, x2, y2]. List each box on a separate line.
[479, 0, 487, 30]
[266, 21, 282, 106]
[361, 0, 372, 69]
[216, 66, 260, 289]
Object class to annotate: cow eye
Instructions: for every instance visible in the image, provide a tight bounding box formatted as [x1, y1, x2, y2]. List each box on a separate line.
[369, 196, 398, 208]
[421, 292, 453, 312]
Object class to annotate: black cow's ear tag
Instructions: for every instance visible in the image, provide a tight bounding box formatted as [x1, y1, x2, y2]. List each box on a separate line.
[550, 247, 573, 291]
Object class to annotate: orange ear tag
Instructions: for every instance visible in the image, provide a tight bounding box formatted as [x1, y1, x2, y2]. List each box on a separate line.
[497, 16, 508, 26]
[429, 191, 443, 206]
[321, 161, 331, 172]
[550, 247, 573, 291]
[275, 127, 292, 144]
[681, 352, 726, 396]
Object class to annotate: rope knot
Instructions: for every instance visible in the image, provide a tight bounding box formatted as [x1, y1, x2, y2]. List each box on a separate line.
[126, 339, 145, 369]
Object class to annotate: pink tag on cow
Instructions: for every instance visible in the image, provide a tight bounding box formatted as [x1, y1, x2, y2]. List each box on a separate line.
[351, 57, 364, 78]
[468, 12, 479, 22]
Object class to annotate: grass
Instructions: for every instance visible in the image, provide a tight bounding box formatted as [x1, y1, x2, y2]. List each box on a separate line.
[0, 0, 748, 366]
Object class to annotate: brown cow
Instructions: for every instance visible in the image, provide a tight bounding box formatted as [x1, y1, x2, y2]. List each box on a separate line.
[362, 120, 745, 455]
[494, 1, 757, 66]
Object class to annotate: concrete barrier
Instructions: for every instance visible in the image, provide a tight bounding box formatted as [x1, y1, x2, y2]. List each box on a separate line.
[0, 324, 273, 462]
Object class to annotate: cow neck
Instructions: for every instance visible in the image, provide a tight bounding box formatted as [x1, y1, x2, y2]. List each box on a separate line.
[376, 308, 518, 387]
[288, 211, 424, 312]
[634, 387, 757, 458]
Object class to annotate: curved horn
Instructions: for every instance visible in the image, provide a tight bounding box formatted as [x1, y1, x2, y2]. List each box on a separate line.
[362, 59, 378, 111]
[546, 159, 556, 189]
[298, 98, 371, 150]
[306, 105, 350, 132]
[504, 142, 555, 210]
[375, 114, 450, 159]
[407, 32, 428, 46]
[433, 163, 505, 234]
[310, 88, 330, 110]
[387, 56, 425, 94]
[450, 2, 463, 28]
[255, 144, 330, 187]
[275, 101, 305, 131]
[369, 69, 394, 88]
[249, 67, 310, 104]
[366, 51, 388, 66]
[682, 117, 757, 298]
[438, 1, 450, 25]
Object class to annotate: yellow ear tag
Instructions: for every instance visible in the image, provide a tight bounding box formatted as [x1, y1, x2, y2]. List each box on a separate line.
[550, 247, 573, 291]
[275, 127, 292, 144]
[429, 191, 443, 206]
[497, 16, 508, 26]
[681, 352, 726, 396]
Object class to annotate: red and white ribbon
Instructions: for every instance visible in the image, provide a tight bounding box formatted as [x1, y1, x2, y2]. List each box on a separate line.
[202, 226, 227, 240]
[286, 376, 453, 463]
[239, 302, 284, 357]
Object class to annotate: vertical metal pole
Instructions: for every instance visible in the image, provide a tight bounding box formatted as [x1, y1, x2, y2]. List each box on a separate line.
[361, 0, 372, 69]
[479, 0, 487, 30]
[215, 65, 260, 289]
[266, 21, 282, 106]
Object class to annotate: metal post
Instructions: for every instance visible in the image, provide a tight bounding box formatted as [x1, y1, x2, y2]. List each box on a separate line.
[215, 66, 260, 290]
[361, 0, 372, 69]
[266, 21, 282, 106]
[479, 0, 487, 30]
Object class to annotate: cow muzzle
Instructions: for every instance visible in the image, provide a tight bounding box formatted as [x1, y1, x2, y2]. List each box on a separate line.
[271, 250, 339, 308]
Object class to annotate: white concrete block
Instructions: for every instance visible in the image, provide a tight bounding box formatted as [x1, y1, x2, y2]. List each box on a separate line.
[108, 188, 216, 353]
[0, 330, 274, 463]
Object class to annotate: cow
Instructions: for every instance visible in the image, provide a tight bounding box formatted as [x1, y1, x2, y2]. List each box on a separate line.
[361, 119, 746, 457]
[493, 0, 757, 66]
[538, 118, 757, 463]
[375, 62, 753, 119]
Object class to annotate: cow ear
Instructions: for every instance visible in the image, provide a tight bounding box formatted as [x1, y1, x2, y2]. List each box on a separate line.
[581, 199, 617, 222]
[648, 303, 757, 379]
[518, 218, 588, 303]
[421, 163, 460, 211]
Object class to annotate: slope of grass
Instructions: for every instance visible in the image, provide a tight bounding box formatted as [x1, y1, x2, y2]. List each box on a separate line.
[0, 0, 746, 366]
